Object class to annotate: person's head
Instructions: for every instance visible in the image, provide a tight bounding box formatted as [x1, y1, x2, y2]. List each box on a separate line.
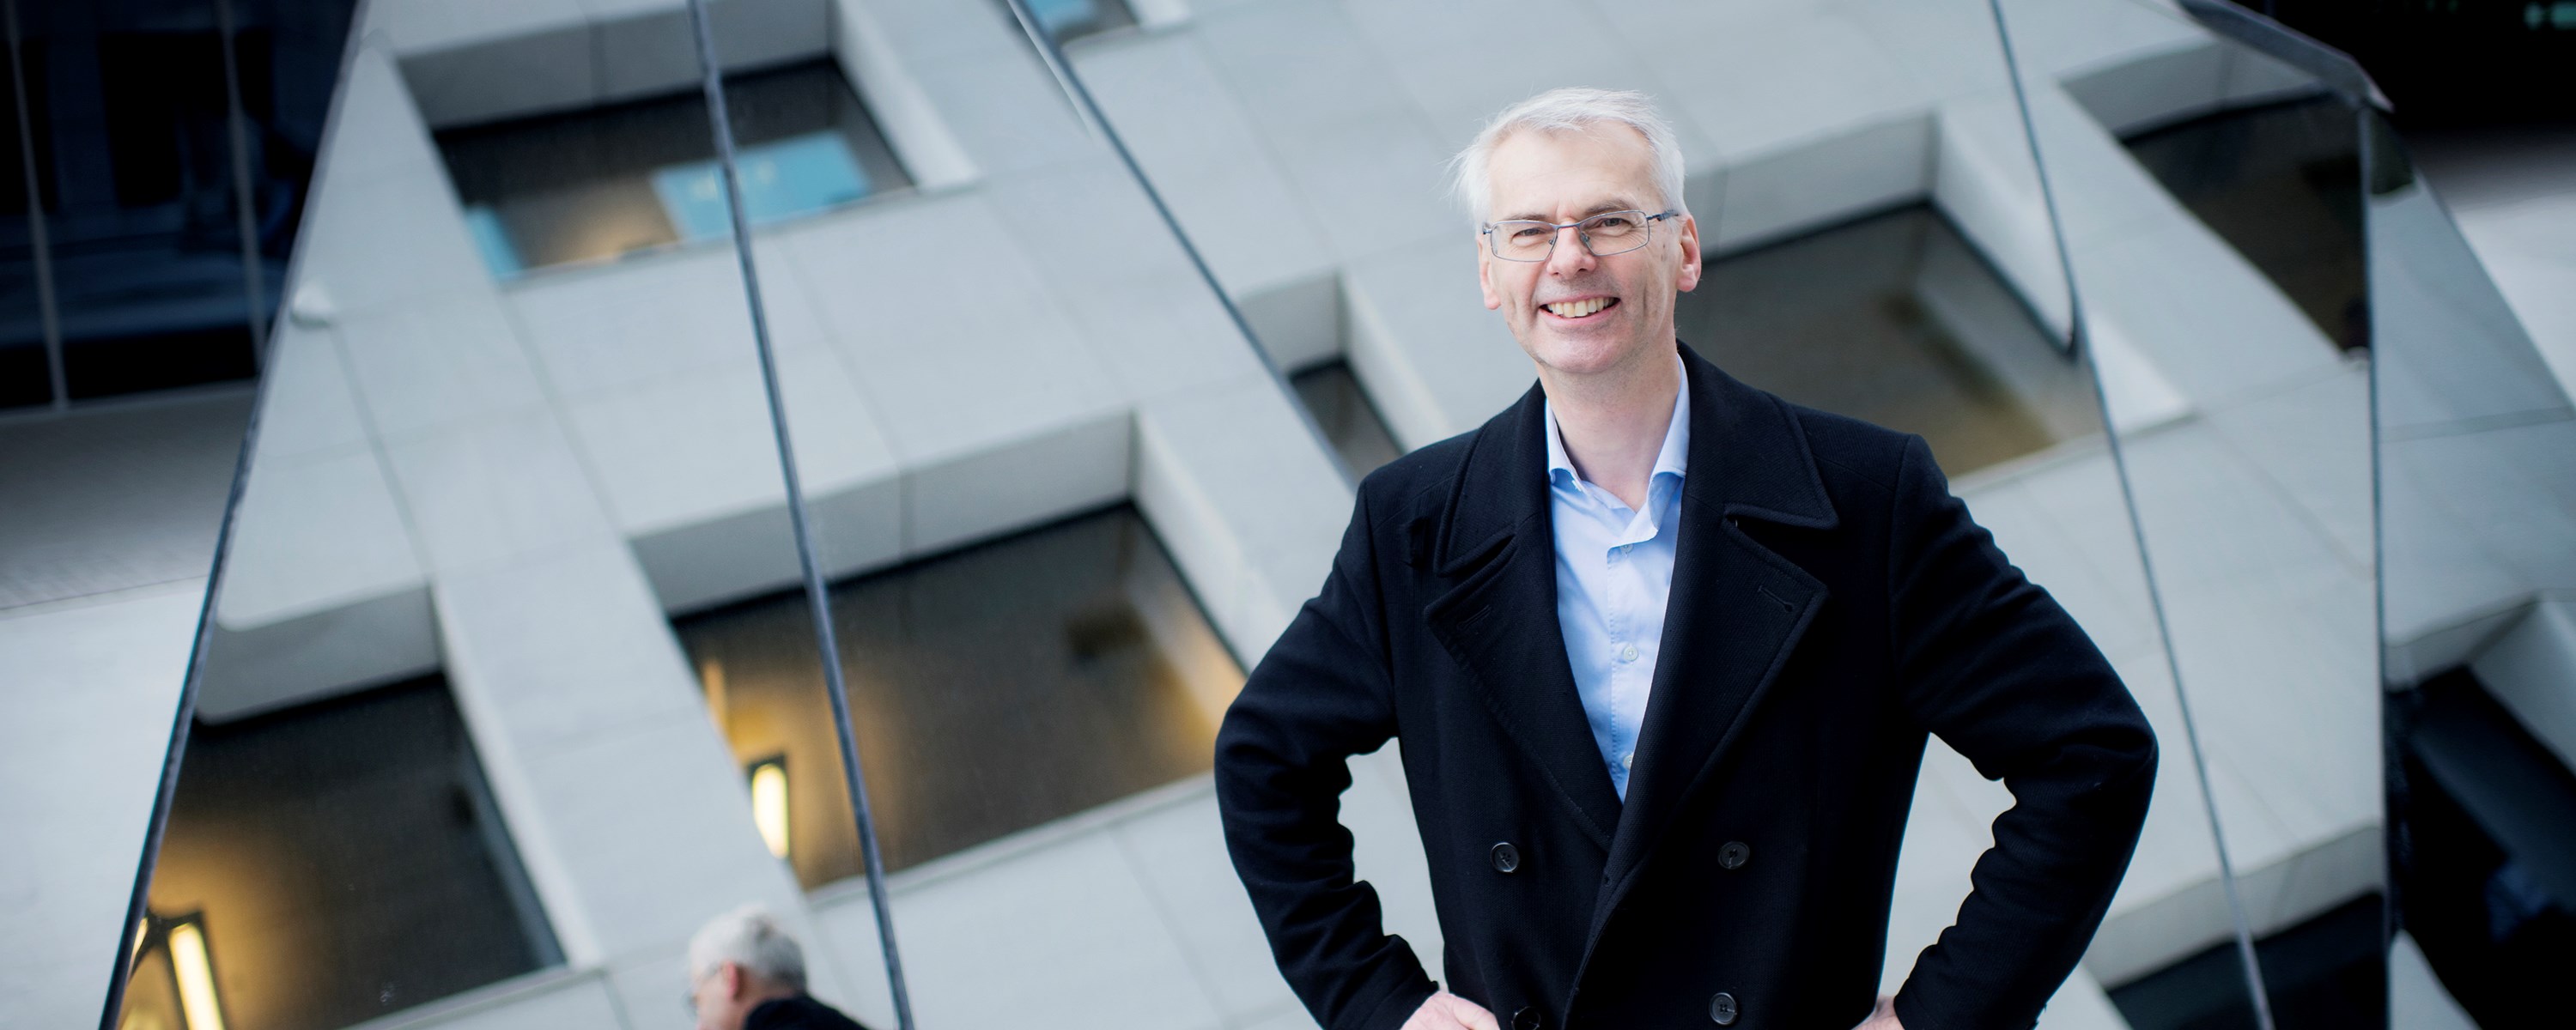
[686, 905, 808, 1030]
[1451, 88, 1701, 385]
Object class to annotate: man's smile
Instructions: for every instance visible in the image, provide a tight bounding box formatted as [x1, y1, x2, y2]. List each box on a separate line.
[1541, 296, 1620, 320]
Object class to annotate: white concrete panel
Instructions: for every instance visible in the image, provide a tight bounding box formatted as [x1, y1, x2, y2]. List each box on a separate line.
[1708, 113, 1932, 254]
[341, 288, 553, 439]
[902, 409, 1130, 557]
[877, 832, 1225, 1030]
[1987, 0, 2207, 82]
[2199, 363, 2374, 572]
[369, 0, 586, 56]
[590, 0, 833, 104]
[833, 0, 982, 190]
[2396, 419, 2576, 596]
[2378, 442, 2531, 652]
[511, 711, 811, 960]
[1339, 0, 1704, 156]
[1343, 747, 1443, 981]
[1113, 794, 1301, 1023]
[1954, 471, 2159, 663]
[199, 585, 442, 723]
[397, 23, 598, 129]
[2060, 39, 2225, 137]
[292, 167, 492, 318]
[1190, 0, 1455, 264]
[1628, 5, 1918, 162]
[1342, 235, 1532, 449]
[1133, 374, 1350, 658]
[2474, 599, 2576, 775]
[434, 541, 710, 756]
[216, 446, 426, 627]
[318, 45, 448, 188]
[376, 972, 627, 1030]
[910, 36, 1093, 179]
[1837, 0, 2015, 102]
[0, 586, 205, 1030]
[380, 411, 618, 574]
[253, 324, 374, 463]
[1239, 273, 1345, 374]
[561, 345, 895, 537]
[2070, 212, 2338, 409]
[1072, 33, 1339, 296]
[777, 195, 1123, 466]
[979, 161, 1265, 402]
[1931, 91, 2072, 341]
[2035, 971, 2132, 1030]
[507, 241, 832, 401]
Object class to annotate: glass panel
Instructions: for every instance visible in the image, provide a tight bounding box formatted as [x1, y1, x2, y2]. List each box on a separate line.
[122, 676, 558, 1030]
[435, 59, 912, 277]
[2000, 0, 2394, 1023]
[2367, 86, 2576, 1025]
[676, 506, 1241, 885]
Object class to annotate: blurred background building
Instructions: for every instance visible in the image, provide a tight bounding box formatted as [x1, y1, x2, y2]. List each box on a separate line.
[3, 1, 2569, 1028]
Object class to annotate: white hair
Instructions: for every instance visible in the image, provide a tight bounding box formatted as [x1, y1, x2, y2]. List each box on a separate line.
[689, 904, 808, 991]
[1449, 88, 1689, 227]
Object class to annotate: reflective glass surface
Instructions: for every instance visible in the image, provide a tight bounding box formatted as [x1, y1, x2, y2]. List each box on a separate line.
[436, 60, 910, 277]
[676, 506, 1241, 884]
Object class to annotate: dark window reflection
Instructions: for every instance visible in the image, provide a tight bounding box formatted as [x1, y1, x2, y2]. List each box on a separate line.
[2106, 893, 2386, 1030]
[122, 676, 559, 1030]
[1292, 359, 1404, 478]
[1677, 205, 2100, 477]
[2394, 668, 2576, 1027]
[2123, 96, 2367, 352]
[675, 506, 1242, 886]
[434, 59, 911, 277]
[2, 0, 357, 410]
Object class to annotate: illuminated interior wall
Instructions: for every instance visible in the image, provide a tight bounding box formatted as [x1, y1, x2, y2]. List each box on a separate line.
[126, 676, 557, 1030]
[677, 505, 1242, 887]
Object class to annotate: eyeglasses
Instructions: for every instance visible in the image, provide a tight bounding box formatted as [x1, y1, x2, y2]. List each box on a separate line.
[1480, 209, 1679, 262]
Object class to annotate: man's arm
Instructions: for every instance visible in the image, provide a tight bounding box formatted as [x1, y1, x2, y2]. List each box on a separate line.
[1215, 486, 1441, 1030]
[1884, 435, 2160, 1030]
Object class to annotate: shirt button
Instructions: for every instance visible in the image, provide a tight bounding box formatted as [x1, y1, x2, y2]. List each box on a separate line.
[1621, 752, 1634, 770]
[1619, 644, 1639, 663]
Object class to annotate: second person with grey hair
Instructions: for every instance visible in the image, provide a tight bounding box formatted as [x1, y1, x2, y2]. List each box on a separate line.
[1214, 87, 2156, 1030]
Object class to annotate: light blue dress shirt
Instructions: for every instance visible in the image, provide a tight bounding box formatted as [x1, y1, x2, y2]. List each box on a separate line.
[1544, 358, 1691, 800]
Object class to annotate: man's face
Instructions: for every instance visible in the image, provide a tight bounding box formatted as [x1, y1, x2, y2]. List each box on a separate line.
[1476, 123, 1700, 379]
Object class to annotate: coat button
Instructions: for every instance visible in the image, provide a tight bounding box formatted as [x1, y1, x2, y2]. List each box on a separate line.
[1491, 841, 1522, 874]
[1709, 991, 1740, 1025]
[1717, 841, 1751, 870]
[1511, 1005, 1544, 1030]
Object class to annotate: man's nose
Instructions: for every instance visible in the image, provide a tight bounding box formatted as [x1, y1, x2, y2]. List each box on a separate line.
[1543, 223, 1596, 277]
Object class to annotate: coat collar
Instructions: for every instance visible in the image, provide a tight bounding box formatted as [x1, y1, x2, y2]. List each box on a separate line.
[1421, 343, 1839, 860]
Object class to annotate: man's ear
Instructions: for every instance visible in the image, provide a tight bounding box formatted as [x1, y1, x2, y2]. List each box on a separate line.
[1478, 239, 1502, 311]
[1673, 214, 1704, 294]
[721, 961, 747, 1000]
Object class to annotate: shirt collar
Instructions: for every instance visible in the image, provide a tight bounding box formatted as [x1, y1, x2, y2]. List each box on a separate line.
[1546, 354, 1692, 488]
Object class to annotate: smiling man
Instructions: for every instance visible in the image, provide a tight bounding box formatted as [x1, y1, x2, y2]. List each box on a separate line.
[1215, 88, 2158, 1030]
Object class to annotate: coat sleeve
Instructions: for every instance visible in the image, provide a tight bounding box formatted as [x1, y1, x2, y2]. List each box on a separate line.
[1214, 482, 1439, 1030]
[1884, 434, 2159, 1030]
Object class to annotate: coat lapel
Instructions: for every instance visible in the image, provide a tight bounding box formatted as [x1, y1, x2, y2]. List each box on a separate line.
[1424, 385, 1623, 851]
[1595, 347, 1839, 913]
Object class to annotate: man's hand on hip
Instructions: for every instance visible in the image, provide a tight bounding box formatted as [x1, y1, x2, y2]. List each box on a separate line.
[1402, 991, 1500, 1030]
[1851, 995, 1905, 1030]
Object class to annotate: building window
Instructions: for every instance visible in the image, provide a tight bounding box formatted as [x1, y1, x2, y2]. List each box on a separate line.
[2123, 96, 2366, 352]
[1675, 204, 2100, 478]
[1291, 360, 1404, 478]
[676, 505, 1242, 887]
[116, 676, 558, 1030]
[434, 59, 912, 278]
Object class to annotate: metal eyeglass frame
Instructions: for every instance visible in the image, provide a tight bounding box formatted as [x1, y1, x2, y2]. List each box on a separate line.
[1480, 209, 1681, 262]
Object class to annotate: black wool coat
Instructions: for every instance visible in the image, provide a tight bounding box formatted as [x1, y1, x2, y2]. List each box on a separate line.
[1215, 345, 2157, 1030]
